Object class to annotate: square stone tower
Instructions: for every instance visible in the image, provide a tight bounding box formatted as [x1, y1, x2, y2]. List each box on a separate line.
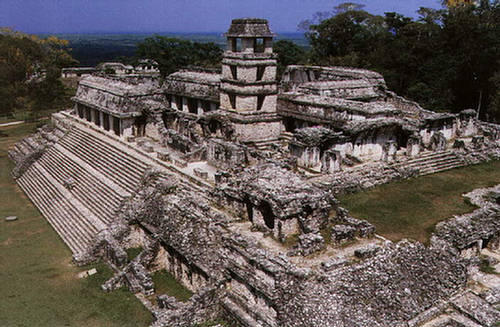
[220, 18, 282, 143]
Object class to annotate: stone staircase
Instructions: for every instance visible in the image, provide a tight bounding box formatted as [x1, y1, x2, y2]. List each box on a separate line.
[15, 114, 215, 256]
[391, 150, 466, 175]
[16, 122, 154, 256]
[17, 163, 104, 254]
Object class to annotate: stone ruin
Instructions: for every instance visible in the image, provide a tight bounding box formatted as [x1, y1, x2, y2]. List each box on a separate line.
[8, 17, 500, 327]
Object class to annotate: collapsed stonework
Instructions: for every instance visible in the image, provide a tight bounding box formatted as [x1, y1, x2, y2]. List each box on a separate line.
[9, 17, 500, 327]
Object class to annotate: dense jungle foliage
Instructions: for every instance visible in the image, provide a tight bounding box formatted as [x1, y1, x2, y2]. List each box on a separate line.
[0, 29, 77, 118]
[296, 1, 500, 121]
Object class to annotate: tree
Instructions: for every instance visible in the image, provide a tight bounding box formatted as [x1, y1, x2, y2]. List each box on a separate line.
[302, 1, 500, 120]
[306, 4, 386, 67]
[136, 36, 222, 78]
[273, 40, 307, 77]
[0, 29, 77, 116]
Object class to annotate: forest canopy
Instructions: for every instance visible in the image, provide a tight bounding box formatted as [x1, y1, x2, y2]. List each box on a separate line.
[299, 1, 500, 122]
[0, 29, 77, 117]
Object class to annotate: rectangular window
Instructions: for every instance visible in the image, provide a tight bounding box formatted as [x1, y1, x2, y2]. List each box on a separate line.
[231, 38, 237, 52]
[254, 38, 264, 53]
[175, 96, 183, 110]
[229, 94, 236, 110]
[166, 94, 172, 108]
[187, 98, 198, 114]
[202, 100, 211, 112]
[103, 113, 110, 131]
[78, 106, 84, 118]
[113, 116, 120, 135]
[94, 110, 101, 126]
[85, 108, 91, 122]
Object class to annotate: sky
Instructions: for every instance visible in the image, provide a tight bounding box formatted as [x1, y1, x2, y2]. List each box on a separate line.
[0, 0, 443, 34]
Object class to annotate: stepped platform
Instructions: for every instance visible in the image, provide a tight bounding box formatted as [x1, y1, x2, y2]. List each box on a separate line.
[15, 112, 215, 256]
[391, 150, 466, 175]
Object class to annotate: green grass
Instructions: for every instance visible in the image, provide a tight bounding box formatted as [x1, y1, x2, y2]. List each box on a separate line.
[339, 160, 500, 243]
[151, 270, 193, 302]
[0, 122, 153, 327]
[126, 246, 143, 262]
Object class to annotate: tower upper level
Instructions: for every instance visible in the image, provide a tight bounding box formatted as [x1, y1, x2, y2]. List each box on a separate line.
[220, 18, 279, 114]
[224, 18, 274, 54]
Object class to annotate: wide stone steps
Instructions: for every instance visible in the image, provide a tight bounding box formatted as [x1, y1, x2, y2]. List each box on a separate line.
[17, 163, 101, 254]
[72, 126, 151, 175]
[58, 130, 148, 192]
[391, 150, 466, 176]
[37, 146, 124, 224]
[64, 116, 210, 195]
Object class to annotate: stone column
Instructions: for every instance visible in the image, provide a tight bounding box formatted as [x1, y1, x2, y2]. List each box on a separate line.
[197, 100, 203, 115]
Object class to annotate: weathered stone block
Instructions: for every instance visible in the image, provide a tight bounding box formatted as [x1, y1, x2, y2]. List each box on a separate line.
[174, 158, 187, 168]
[331, 225, 356, 244]
[156, 149, 171, 162]
[354, 245, 382, 259]
[193, 168, 208, 179]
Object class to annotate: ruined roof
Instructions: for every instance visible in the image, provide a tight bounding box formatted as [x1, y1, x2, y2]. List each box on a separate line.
[342, 117, 418, 134]
[280, 93, 399, 116]
[293, 127, 344, 147]
[276, 241, 468, 327]
[127, 181, 230, 280]
[297, 80, 381, 100]
[225, 18, 274, 38]
[97, 62, 134, 70]
[220, 164, 336, 220]
[77, 75, 160, 97]
[433, 207, 500, 250]
[167, 70, 221, 85]
[282, 65, 386, 85]
[164, 70, 221, 102]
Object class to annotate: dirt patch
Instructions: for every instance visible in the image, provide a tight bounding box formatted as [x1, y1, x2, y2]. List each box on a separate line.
[25, 228, 46, 236]
[1, 237, 14, 246]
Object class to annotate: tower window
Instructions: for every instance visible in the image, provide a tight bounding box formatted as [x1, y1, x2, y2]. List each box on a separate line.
[257, 66, 265, 81]
[230, 65, 238, 80]
[231, 38, 242, 52]
[257, 95, 265, 111]
[229, 94, 236, 109]
[254, 38, 264, 53]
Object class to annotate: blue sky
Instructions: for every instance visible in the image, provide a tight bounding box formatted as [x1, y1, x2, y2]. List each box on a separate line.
[1, 0, 443, 33]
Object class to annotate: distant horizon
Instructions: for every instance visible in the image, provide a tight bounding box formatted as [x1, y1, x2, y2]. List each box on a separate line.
[1, 0, 442, 35]
[33, 31, 306, 36]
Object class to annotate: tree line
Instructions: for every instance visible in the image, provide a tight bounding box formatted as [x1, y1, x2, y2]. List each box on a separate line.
[285, 1, 500, 121]
[1, 1, 498, 122]
[0, 29, 77, 118]
[135, 1, 499, 121]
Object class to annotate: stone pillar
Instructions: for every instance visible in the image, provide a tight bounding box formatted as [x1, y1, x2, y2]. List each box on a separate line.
[321, 150, 342, 174]
[382, 140, 398, 163]
[197, 99, 203, 115]
[99, 111, 104, 129]
[406, 135, 421, 157]
[171, 96, 178, 110]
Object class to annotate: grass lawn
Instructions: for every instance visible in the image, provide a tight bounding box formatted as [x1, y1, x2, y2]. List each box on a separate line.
[339, 160, 500, 243]
[0, 122, 153, 327]
[151, 270, 193, 302]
